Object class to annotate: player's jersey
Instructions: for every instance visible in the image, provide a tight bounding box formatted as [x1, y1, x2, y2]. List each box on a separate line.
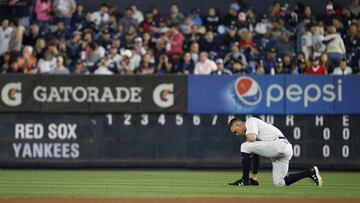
[245, 117, 285, 141]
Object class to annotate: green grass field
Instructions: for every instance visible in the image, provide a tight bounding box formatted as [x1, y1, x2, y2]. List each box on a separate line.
[0, 170, 359, 198]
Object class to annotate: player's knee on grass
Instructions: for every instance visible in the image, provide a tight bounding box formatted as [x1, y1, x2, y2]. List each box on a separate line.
[273, 177, 286, 187]
[240, 142, 252, 153]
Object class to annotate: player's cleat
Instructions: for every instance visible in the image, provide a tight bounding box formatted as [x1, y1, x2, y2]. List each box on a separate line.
[249, 178, 259, 186]
[310, 166, 323, 187]
[229, 178, 259, 186]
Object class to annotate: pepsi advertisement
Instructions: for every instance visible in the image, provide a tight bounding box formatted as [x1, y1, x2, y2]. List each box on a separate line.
[188, 75, 360, 115]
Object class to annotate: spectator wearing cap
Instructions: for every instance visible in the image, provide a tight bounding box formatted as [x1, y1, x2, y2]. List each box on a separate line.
[324, 25, 346, 66]
[74, 60, 87, 74]
[97, 29, 112, 50]
[53, 0, 77, 30]
[274, 57, 289, 74]
[263, 48, 277, 74]
[119, 7, 138, 30]
[194, 51, 217, 75]
[224, 43, 247, 69]
[34, 0, 52, 35]
[91, 3, 110, 30]
[222, 24, 240, 49]
[118, 49, 134, 74]
[170, 4, 185, 26]
[203, 7, 221, 32]
[177, 52, 194, 74]
[292, 59, 308, 75]
[332, 58, 353, 75]
[255, 14, 271, 35]
[211, 58, 232, 75]
[50, 56, 70, 74]
[306, 56, 327, 75]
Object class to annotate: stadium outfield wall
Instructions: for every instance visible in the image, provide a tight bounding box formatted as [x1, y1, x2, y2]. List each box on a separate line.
[0, 75, 359, 169]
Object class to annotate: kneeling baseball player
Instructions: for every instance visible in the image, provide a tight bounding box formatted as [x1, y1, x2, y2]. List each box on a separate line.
[228, 117, 323, 187]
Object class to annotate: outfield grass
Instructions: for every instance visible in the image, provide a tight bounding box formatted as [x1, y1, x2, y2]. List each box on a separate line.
[0, 170, 359, 198]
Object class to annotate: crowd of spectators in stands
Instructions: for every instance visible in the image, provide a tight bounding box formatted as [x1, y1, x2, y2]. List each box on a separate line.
[0, 0, 360, 75]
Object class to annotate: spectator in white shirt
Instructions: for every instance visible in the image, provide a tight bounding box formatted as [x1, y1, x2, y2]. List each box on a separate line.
[50, 56, 70, 74]
[255, 15, 271, 35]
[91, 3, 110, 30]
[194, 51, 217, 75]
[94, 61, 114, 75]
[37, 51, 57, 73]
[131, 4, 144, 24]
[332, 58, 353, 75]
[0, 19, 13, 56]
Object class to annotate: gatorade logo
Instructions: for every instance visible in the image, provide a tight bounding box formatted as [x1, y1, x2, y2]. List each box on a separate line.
[153, 83, 174, 108]
[1, 82, 22, 107]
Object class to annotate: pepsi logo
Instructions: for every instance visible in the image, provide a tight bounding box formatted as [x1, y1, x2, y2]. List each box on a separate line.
[234, 76, 262, 106]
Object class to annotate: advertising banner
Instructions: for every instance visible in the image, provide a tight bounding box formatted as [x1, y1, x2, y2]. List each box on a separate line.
[0, 75, 187, 113]
[188, 75, 360, 114]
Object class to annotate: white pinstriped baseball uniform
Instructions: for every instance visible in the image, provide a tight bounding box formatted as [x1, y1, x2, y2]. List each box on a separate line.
[241, 117, 293, 186]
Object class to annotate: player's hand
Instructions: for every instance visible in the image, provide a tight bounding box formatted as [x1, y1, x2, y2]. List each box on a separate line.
[251, 173, 257, 180]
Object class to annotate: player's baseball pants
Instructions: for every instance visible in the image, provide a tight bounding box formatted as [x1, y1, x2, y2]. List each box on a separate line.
[240, 138, 293, 186]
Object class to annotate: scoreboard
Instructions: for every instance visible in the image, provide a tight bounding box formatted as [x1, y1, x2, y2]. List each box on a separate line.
[0, 113, 359, 169]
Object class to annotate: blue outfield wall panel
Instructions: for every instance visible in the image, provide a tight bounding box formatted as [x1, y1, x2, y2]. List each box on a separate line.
[188, 75, 360, 115]
[334, 76, 360, 114]
[188, 75, 285, 114]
